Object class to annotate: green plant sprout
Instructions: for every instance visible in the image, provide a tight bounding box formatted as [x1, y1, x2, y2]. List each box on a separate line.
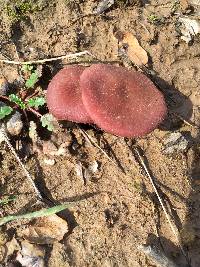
[0, 63, 55, 131]
[22, 63, 42, 88]
[0, 94, 55, 131]
[147, 14, 162, 24]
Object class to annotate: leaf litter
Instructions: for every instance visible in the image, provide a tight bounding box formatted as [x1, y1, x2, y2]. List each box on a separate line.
[178, 16, 200, 43]
[117, 32, 148, 66]
[93, 0, 114, 15]
[16, 240, 45, 267]
[18, 214, 68, 244]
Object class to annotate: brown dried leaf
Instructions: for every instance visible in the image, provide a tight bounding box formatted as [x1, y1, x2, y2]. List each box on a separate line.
[19, 214, 68, 244]
[120, 32, 148, 66]
[5, 237, 20, 261]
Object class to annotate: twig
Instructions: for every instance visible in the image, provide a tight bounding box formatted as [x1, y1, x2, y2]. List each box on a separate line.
[28, 107, 42, 117]
[0, 51, 94, 65]
[0, 125, 42, 199]
[134, 146, 187, 259]
[78, 126, 118, 167]
[172, 111, 198, 129]
[0, 95, 9, 101]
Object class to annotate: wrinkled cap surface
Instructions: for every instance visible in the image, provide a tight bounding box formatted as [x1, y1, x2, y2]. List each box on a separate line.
[46, 66, 93, 123]
[80, 64, 167, 137]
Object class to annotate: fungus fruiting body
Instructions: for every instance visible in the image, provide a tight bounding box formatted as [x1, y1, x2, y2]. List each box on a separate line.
[47, 64, 167, 137]
[46, 65, 93, 123]
[81, 64, 167, 137]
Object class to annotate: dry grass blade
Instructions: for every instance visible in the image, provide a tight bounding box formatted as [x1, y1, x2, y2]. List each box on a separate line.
[0, 51, 94, 65]
[78, 127, 118, 167]
[0, 125, 42, 199]
[134, 146, 187, 259]
[172, 111, 198, 129]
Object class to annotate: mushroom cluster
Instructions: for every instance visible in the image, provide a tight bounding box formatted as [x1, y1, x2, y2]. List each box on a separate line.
[47, 64, 167, 137]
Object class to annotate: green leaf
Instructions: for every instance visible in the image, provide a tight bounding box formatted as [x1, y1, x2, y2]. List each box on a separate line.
[27, 96, 46, 108]
[9, 94, 26, 109]
[25, 71, 39, 88]
[0, 106, 13, 120]
[40, 113, 55, 131]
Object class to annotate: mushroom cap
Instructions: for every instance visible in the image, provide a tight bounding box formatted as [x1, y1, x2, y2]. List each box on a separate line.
[81, 64, 167, 137]
[46, 65, 93, 123]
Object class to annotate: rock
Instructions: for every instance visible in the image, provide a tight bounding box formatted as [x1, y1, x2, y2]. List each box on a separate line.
[6, 111, 23, 136]
[162, 132, 190, 155]
[0, 77, 9, 96]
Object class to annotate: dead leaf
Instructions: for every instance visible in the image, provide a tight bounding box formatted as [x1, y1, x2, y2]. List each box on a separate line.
[119, 32, 148, 66]
[18, 214, 68, 244]
[5, 238, 21, 260]
[16, 240, 45, 267]
[179, 16, 200, 43]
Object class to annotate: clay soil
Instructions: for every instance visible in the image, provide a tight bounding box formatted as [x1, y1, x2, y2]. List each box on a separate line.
[0, 0, 200, 266]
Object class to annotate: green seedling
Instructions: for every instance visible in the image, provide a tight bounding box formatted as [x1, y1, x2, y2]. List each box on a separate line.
[25, 71, 40, 88]
[27, 96, 46, 108]
[147, 14, 162, 24]
[9, 94, 26, 109]
[22, 64, 42, 89]
[9, 94, 46, 110]
[0, 61, 54, 131]
[0, 92, 53, 131]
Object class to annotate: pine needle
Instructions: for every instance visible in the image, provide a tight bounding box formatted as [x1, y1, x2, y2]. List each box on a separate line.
[0, 125, 42, 199]
[172, 111, 198, 129]
[78, 127, 118, 167]
[134, 146, 187, 259]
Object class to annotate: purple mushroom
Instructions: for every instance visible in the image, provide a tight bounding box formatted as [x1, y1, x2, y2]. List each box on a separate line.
[80, 64, 167, 137]
[46, 66, 93, 123]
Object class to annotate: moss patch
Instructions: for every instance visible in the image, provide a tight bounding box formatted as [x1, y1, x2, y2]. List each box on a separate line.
[4, 0, 47, 21]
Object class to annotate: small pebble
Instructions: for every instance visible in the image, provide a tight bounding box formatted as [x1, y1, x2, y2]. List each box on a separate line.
[0, 77, 9, 95]
[29, 121, 38, 143]
[43, 158, 55, 165]
[42, 141, 58, 156]
[93, 0, 114, 14]
[88, 160, 99, 173]
[6, 111, 23, 136]
[162, 132, 190, 154]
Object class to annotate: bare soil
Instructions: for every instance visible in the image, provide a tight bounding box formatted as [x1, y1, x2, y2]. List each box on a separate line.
[0, 0, 200, 266]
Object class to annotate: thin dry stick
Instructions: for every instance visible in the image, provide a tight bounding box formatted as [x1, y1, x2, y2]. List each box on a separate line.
[0, 51, 94, 65]
[0, 125, 42, 199]
[78, 127, 118, 167]
[172, 111, 198, 129]
[134, 147, 187, 259]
